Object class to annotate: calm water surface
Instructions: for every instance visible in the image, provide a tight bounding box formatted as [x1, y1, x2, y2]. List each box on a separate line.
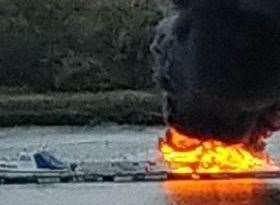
[0, 125, 280, 205]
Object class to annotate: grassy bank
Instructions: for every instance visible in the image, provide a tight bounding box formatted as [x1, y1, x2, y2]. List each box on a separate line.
[0, 90, 163, 127]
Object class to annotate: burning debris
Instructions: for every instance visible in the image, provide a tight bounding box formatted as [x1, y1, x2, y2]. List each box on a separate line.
[151, 0, 280, 174]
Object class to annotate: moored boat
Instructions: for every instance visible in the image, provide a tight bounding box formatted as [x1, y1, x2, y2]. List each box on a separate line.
[0, 149, 77, 184]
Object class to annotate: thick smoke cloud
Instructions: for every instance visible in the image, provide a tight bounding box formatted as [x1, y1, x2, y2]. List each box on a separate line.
[151, 0, 280, 146]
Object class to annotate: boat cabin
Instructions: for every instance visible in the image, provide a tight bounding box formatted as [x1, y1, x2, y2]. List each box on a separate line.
[0, 151, 68, 171]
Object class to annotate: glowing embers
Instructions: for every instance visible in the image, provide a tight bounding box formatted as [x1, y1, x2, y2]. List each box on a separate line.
[159, 128, 279, 175]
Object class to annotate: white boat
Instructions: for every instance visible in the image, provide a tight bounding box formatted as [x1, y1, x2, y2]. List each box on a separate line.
[0, 149, 77, 183]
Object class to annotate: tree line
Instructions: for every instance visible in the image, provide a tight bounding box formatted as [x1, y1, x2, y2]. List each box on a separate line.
[0, 0, 162, 92]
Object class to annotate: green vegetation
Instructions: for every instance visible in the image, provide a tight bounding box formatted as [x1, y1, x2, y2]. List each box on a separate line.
[0, 0, 164, 126]
[0, 0, 163, 91]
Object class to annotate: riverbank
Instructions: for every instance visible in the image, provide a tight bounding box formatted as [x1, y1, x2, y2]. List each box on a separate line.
[0, 90, 163, 127]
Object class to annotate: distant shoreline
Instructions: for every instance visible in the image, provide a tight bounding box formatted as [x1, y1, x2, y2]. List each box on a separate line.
[0, 90, 163, 127]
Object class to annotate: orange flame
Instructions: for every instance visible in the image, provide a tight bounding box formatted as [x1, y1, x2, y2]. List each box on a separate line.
[159, 128, 279, 174]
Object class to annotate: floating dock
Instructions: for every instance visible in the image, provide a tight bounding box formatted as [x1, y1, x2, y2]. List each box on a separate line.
[2, 171, 280, 185]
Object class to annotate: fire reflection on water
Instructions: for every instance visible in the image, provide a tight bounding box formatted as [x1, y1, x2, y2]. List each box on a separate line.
[161, 179, 280, 205]
[162, 179, 280, 205]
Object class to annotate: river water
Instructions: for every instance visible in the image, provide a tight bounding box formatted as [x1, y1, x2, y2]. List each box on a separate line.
[1, 125, 280, 205]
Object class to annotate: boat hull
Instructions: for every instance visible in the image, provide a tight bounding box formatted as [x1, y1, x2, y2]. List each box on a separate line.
[0, 169, 73, 184]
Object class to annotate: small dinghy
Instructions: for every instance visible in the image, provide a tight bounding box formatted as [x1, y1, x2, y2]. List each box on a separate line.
[0, 149, 77, 184]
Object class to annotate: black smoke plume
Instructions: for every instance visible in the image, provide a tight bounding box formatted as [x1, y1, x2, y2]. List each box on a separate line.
[151, 0, 280, 147]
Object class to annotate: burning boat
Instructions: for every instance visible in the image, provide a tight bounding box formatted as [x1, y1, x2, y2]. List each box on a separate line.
[158, 128, 280, 179]
[151, 0, 280, 178]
